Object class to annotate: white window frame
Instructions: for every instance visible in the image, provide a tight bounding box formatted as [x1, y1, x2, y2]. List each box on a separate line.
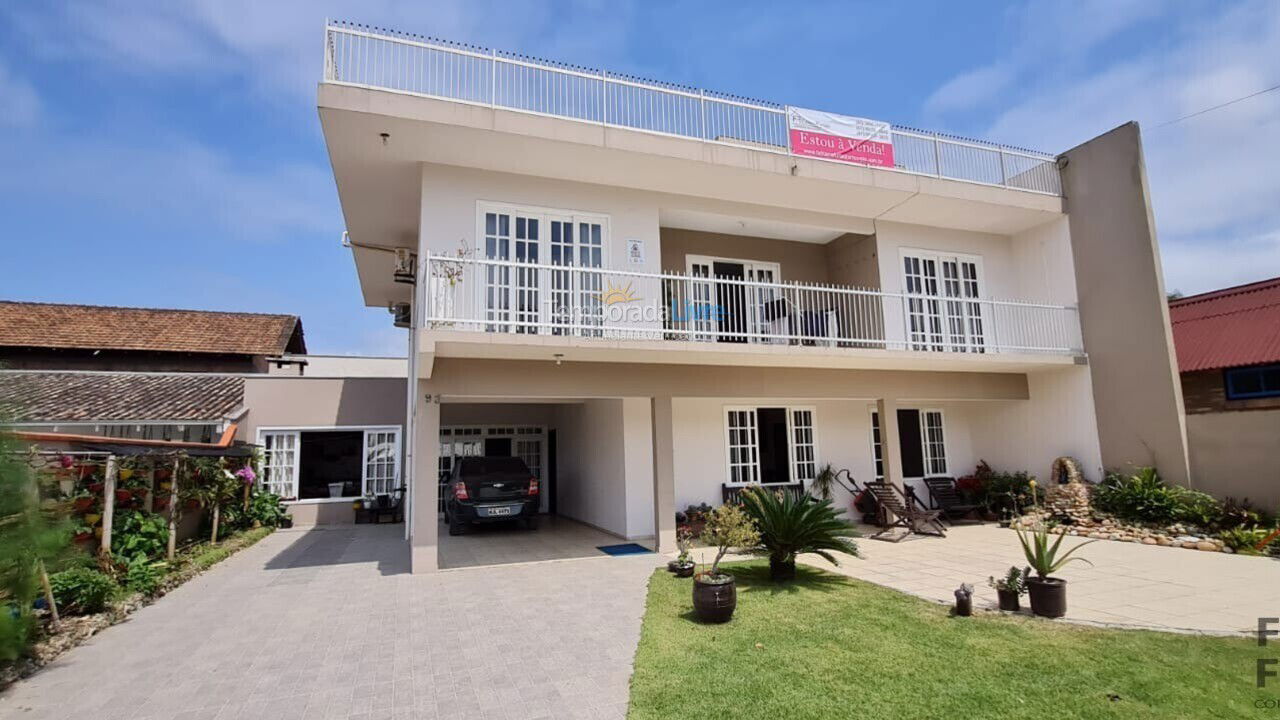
[255, 425, 402, 504]
[867, 407, 948, 481]
[722, 405, 819, 487]
[260, 430, 300, 500]
[899, 248, 987, 353]
[476, 201, 611, 335]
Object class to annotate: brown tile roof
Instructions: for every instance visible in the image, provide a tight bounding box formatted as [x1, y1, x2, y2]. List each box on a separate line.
[0, 301, 305, 356]
[0, 371, 244, 423]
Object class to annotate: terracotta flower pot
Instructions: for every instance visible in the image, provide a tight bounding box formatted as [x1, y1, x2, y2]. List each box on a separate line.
[73, 498, 95, 512]
[997, 589, 1021, 611]
[692, 574, 737, 623]
[154, 468, 172, 481]
[1026, 576, 1068, 618]
[115, 489, 133, 503]
[88, 482, 104, 494]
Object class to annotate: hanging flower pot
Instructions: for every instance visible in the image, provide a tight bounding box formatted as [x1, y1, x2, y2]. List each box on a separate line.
[132, 487, 148, 499]
[84, 513, 101, 526]
[119, 469, 135, 481]
[154, 468, 172, 481]
[88, 482, 105, 494]
[115, 489, 133, 503]
[80, 464, 100, 477]
[73, 497, 95, 512]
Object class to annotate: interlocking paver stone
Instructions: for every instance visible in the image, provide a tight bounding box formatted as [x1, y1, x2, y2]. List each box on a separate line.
[0, 524, 659, 720]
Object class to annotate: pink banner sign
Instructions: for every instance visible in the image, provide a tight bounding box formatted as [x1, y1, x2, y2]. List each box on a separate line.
[787, 107, 894, 168]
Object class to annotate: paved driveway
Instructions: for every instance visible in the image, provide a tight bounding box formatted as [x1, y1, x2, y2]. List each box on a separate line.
[0, 525, 660, 720]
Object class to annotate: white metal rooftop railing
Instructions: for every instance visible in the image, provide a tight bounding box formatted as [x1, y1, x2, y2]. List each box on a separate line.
[422, 256, 1083, 356]
[323, 21, 1062, 196]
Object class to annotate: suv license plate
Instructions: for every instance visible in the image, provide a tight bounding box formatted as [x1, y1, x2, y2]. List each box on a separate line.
[486, 506, 513, 516]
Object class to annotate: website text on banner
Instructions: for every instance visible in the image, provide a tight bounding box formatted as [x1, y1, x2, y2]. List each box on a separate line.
[787, 107, 895, 168]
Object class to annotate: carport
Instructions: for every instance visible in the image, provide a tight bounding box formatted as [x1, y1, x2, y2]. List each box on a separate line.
[435, 399, 656, 569]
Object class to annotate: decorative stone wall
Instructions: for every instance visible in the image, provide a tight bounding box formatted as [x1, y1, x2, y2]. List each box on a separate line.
[1012, 460, 1230, 553]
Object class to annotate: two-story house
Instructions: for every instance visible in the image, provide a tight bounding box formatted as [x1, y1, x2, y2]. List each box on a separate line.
[246, 22, 1189, 572]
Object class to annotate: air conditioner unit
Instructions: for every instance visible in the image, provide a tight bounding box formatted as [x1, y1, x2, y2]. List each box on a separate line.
[393, 248, 416, 285]
[390, 302, 412, 328]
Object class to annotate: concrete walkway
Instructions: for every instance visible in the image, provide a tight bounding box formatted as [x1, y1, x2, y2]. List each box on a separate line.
[0, 525, 660, 720]
[804, 523, 1278, 634]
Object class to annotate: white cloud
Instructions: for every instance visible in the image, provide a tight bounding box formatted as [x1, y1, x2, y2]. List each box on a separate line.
[928, 0, 1280, 292]
[924, 64, 1014, 116]
[0, 130, 338, 242]
[0, 59, 40, 127]
[1160, 231, 1280, 296]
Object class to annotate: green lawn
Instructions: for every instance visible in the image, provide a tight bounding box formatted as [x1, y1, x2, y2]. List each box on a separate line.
[628, 561, 1265, 720]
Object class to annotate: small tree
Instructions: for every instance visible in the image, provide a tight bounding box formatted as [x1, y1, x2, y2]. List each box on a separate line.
[697, 504, 759, 581]
[0, 433, 70, 660]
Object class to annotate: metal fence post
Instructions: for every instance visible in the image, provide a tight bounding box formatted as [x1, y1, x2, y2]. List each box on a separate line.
[699, 89, 707, 140]
[601, 69, 608, 126]
[932, 132, 943, 177]
[999, 149, 1008, 187]
[490, 48, 497, 107]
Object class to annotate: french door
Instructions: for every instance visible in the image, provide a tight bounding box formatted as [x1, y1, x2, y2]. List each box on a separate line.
[261, 431, 299, 499]
[686, 256, 781, 343]
[483, 204, 605, 336]
[482, 209, 540, 333]
[362, 428, 402, 496]
[902, 251, 985, 352]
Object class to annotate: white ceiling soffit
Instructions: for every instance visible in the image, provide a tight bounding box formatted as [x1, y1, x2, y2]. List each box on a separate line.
[658, 208, 850, 244]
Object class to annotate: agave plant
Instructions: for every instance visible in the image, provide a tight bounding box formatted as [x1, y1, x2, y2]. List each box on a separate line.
[739, 486, 859, 581]
[1015, 479, 1096, 578]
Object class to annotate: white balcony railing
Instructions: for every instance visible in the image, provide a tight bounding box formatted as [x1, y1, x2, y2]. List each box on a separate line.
[323, 21, 1062, 196]
[422, 256, 1083, 356]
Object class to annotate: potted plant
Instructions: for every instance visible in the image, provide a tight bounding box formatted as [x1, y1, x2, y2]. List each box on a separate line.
[669, 528, 696, 578]
[1016, 481, 1096, 618]
[988, 566, 1030, 611]
[810, 463, 838, 501]
[692, 504, 759, 623]
[738, 486, 859, 581]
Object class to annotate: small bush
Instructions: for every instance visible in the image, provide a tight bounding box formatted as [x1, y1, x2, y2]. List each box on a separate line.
[49, 568, 116, 615]
[1093, 468, 1182, 525]
[1219, 527, 1270, 555]
[985, 470, 1037, 518]
[112, 509, 169, 565]
[124, 559, 163, 596]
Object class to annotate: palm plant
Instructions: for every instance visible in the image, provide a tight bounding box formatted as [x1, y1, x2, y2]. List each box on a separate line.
[809, 464, 837, 501]
[739, 486, 859, 581]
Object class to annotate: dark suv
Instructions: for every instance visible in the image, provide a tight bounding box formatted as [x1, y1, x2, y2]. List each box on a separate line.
[444, 456, 540, 535]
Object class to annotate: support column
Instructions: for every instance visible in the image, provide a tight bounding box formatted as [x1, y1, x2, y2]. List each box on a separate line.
[650, 396, 677, 553]
[410, 386, 440, 574]
[877, 399, 904, 490]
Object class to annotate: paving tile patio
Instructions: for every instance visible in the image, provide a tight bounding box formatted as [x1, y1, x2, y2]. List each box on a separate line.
[798, 523, 1280, 634]
[0, 525, 660, 720]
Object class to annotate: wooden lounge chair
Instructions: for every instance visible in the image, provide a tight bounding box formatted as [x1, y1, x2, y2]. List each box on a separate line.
[865, 480, 946, 541]
[921, 477, 982, 525]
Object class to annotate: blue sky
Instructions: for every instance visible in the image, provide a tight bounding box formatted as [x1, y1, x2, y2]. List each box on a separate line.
[2, 1, 1277, 355]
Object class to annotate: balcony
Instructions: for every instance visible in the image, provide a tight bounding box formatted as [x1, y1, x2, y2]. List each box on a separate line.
[322, 21, 1061, 196]
[421, 257, 1083, 367]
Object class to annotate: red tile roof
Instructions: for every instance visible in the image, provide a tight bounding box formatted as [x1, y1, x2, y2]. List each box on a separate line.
[0, 301, 305, 356]
[1168, 277, 1280, 372]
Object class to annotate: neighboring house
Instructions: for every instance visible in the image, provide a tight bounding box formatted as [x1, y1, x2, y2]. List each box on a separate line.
[1170, 278, 1280, 508]
[0, 301, 303, 443]
[0, 301, 305, 373]
[0, 371, 244, 444]
[232, 22, 1189, 573]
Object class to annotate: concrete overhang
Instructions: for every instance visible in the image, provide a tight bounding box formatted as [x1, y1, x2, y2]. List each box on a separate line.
[319, 83, 1064, 308]
[419, 330, 1082, 377]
